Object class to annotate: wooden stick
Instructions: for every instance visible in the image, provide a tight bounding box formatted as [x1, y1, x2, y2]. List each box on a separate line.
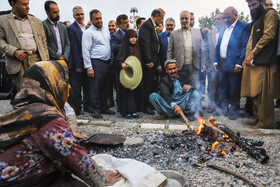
[206, 164, 260, 187]
[180, 111, 193, 132]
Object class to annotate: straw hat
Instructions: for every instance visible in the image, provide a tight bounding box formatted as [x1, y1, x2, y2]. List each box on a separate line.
[119, 56, 142, 90]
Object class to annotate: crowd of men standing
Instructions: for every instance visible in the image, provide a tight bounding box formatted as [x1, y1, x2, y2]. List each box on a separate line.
[0, 0, 279, 129]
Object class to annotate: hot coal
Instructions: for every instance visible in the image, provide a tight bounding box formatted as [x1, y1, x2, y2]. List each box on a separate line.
[86, 131, 230, 170]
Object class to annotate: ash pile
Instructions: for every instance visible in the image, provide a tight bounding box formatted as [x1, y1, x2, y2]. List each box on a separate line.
[84, 120, 268, 170]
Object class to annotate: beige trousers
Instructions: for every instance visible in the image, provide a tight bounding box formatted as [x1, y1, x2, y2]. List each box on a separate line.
[11, 54, 40, 90]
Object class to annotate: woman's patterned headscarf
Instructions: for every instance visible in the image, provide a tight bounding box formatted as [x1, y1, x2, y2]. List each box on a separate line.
[0, 60, 69, 151]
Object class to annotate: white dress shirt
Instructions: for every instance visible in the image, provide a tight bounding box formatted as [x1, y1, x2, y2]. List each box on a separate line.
[77, 21, 86, 32]
[220, 19, 238, 59]
[214, 19, 241, 68]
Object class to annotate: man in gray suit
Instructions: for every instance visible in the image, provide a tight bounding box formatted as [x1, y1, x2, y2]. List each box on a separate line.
[167, 10, 206, 89]
[42, 1, 70, 62]
[0, 0, 49, 91]
[205, 13, 224, 113]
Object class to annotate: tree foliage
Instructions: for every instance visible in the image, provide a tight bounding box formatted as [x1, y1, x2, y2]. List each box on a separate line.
[277, 3, 280, 16]
[198, 8, 220, 29]
[239, 11, 250, 22]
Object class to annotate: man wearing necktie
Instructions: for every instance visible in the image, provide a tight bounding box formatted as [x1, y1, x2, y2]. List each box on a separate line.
[138, 8, 165, 115]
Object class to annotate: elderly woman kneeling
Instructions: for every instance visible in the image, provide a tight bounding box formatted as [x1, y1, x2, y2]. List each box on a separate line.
[0, 60, 120, 186]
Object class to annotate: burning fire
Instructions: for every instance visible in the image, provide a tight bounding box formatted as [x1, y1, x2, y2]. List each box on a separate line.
[223, 134, 230, 142]
[211, 141, 219, 152]
[196, 118, 205, 135]
[219, 149, 226, 156]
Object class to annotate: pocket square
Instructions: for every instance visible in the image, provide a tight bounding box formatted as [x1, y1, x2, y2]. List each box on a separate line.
[256, 29, 260, 32]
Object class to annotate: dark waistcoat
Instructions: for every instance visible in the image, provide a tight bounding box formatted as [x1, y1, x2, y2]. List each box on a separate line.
[252, 8, 279, 65]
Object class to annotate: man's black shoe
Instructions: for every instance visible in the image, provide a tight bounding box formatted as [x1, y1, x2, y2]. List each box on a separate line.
[100, 109, 116, 115]
[92, 112, 103, 119]
[143, 108, 155, 115]
[84, 107, 95, 113]
[275, 99, 280, 108]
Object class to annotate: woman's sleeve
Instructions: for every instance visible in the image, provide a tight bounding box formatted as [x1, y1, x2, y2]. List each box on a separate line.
[30, 117, 107, 186]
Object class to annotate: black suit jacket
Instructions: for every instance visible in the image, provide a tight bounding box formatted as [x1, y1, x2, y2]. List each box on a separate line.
[111, 29, 124, 71]
[160, 75, 194, 105]
[138, 18, 159, 65]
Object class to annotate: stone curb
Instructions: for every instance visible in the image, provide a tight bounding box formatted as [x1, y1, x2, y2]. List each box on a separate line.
[78, 119, 280, 134]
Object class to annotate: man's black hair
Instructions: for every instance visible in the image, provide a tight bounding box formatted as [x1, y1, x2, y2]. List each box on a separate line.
[44, 1, 57, 12]
[89, 9, 101, 20]
[136, 17, 145, 29]
[151, 8, 165, 17]
[116, 14, 128, 26]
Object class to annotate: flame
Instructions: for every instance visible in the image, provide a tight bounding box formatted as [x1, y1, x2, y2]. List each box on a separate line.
[219, 149, 226, 156]
[223, 134, 230, 142]
[211, 141, 219, 152]
[196, 118, 205, 134]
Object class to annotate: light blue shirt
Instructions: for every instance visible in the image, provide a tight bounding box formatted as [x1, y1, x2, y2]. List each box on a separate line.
[119, 29, 125, 36]
[170, 76, 183, 108]
[48, 18, 62, 56]
[82, 25, 111, 70]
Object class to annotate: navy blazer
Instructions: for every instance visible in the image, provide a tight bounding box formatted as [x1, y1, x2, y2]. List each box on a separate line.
[67, 21, 83, 69]
[214, 20, 250, 73]
[158, 31, 169, 68]
[111, 29, 125, 70]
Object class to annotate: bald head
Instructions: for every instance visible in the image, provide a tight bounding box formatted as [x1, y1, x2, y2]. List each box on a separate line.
[265, 0, 273, 8]
[223, 7, 238, 27]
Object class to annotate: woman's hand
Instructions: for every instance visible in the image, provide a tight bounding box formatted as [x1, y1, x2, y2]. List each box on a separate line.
[104, 170, 122, 185]
[73, 132, 88, 139]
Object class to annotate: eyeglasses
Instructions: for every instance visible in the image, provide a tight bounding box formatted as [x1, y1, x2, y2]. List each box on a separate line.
[75, 13, 84, 16]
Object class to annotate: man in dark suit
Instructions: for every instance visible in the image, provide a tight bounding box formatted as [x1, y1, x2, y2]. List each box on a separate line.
[110, 14, 129, 111]
[157, 17, 175, 77]
[214, 7, 249, 120]
[149, 59, 200, 121]
[138, 8, 165, 115]
[67, 6, 89, 114]
[42, 1, 70, 62]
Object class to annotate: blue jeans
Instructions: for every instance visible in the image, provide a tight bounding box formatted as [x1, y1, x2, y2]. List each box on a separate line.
[149, 90, 201, 117]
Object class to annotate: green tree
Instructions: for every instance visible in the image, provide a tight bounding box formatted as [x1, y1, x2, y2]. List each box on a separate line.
[277, 3, 280, 16]
[198, 8, 220, 29]
[239, 11, 250, 22]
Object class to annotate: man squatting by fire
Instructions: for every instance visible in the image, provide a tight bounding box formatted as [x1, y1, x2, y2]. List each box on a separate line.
[149, 59, 201, 121]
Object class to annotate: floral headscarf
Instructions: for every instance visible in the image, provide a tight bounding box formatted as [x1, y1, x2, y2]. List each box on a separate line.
[0, 60, 69, 151]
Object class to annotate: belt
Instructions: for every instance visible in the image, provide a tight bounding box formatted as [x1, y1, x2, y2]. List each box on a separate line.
[93, 59, 111, 63]
[26, 51, 39, 55]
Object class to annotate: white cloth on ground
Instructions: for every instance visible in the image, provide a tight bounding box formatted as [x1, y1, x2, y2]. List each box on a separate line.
[92, 154, 167, 187]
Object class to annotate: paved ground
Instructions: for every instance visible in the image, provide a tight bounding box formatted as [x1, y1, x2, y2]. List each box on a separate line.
[1, 97, 280, 186]
[1, 96, 280, 135]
